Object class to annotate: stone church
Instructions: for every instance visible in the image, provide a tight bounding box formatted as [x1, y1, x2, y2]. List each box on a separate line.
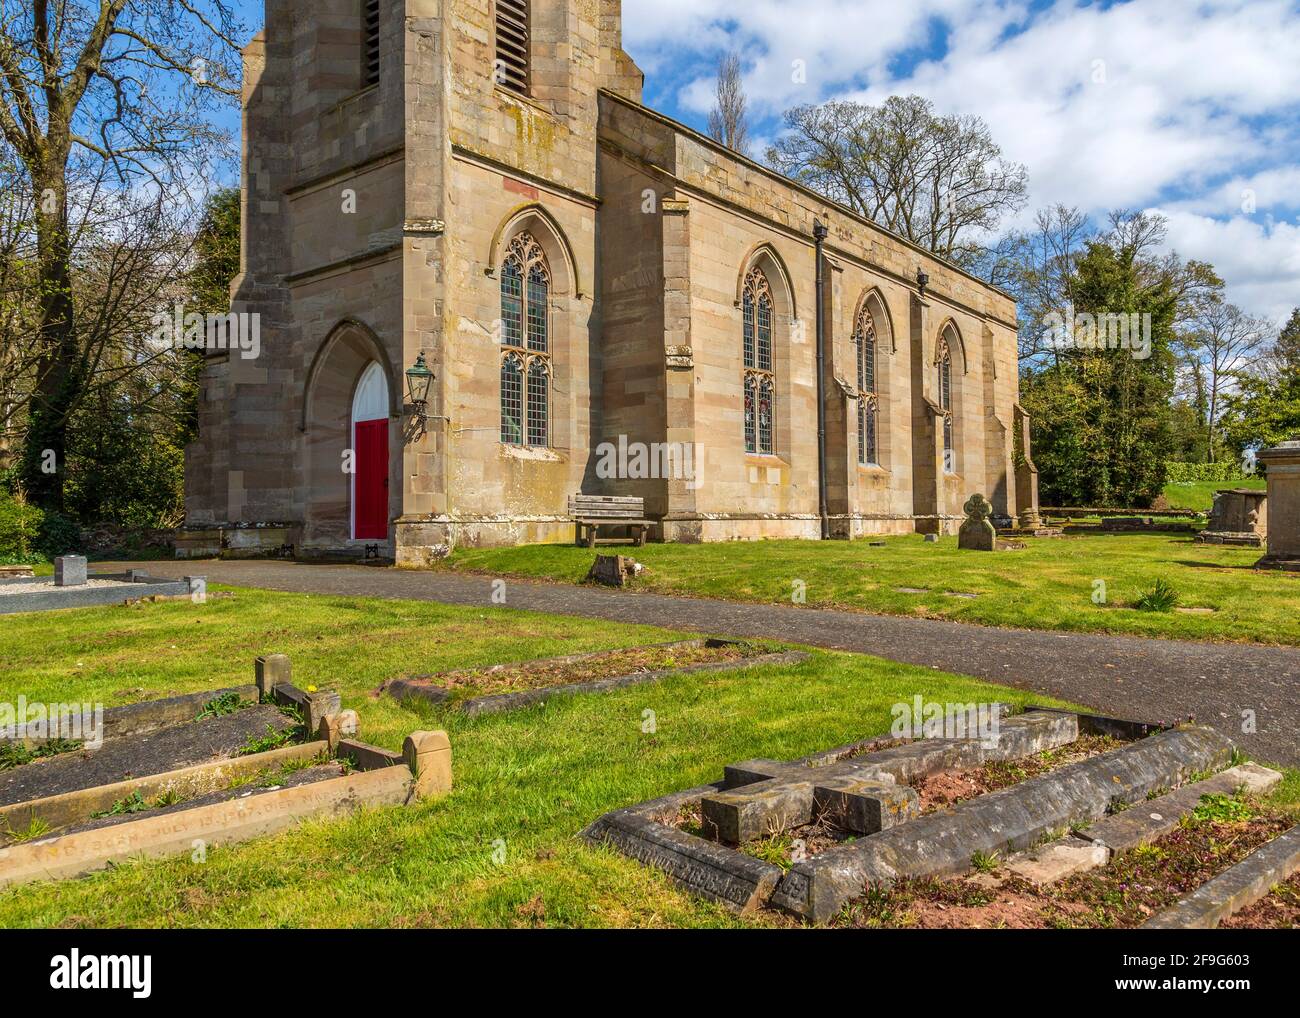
[181, 0, 1040, 563]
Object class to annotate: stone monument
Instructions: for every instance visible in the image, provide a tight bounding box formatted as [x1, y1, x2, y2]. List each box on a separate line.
[1256, 437, 1300, 570]
[958, 494, 997, 551]
[53, 555, 88, 587]
[1198, 488, 1268, 547]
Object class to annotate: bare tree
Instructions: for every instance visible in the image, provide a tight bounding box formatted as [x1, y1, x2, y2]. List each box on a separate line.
[994, 205, 1094, 366]
[1178, 300, 1273, 461]
[706, 53, 750, 156]
[767, 95, 1028, 267]
[0, 0, 242, 509]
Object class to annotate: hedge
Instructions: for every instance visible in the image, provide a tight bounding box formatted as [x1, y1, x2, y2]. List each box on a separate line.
[1164, 461, 1251, 483]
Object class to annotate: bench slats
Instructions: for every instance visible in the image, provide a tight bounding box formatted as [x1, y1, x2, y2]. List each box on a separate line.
[569, 493, 651, 548]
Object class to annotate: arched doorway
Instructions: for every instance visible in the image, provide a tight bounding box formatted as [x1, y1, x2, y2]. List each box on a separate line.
[351, 362, 390, 540]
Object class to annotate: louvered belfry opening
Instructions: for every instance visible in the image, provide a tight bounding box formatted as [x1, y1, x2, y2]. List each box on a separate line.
[362, 0, 381, 87]
[495, 0, 530, 94]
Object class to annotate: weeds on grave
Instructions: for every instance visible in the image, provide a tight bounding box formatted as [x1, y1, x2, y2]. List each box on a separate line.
[3, 815, 51, 843]
[1190, 793, 1255, 825]
[0, 738, 82, 772]
[94, 791, 150, 817]
[91, 786, 195, 818]
[971, 849, 1001, 873]
[195, 691, 252, 721]
[239, 725, 297, 756]
[1134, 578, 1179, 612]
[743, 833, 795, 871]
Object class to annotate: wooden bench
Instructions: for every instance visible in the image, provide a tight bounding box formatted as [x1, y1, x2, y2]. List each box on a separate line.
[569, 495, 651, 548]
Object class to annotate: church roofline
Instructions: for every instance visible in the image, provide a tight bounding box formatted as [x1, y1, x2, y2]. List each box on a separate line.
[597, 88, 1018, 308]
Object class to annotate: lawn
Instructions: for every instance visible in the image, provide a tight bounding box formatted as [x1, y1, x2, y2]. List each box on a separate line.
[442, 532, 1300, 646]
[1163, 477, 1265, 511]
[0, 587, 1079, 928]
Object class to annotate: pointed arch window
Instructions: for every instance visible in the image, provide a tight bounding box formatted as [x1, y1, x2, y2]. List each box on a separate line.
[937, 334, 954, 472]
[855, 307, 879, 466]
[742, 267, 775, 454]
[500, 233, 550, 446]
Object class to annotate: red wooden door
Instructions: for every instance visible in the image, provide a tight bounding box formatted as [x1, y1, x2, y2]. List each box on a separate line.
[354, 418, 389, 540]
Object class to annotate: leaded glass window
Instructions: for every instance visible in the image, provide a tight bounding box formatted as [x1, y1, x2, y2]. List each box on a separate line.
[855, 307, 879, 466]
[500, 233, 551, 446]
[937, 335, 954, 472]
[742, 267, 775, 454]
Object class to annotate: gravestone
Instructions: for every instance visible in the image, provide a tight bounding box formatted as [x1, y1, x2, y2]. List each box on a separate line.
[53, 555, 88, 587]
[1256, 437, 1300, 570]
[958, 494, 997, 551]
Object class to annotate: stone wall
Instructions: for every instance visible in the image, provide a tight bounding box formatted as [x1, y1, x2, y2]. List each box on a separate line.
[185, 0, 1025, 556]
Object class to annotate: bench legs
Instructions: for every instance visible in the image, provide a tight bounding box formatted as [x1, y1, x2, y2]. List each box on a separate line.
[575, 522, 650, 548]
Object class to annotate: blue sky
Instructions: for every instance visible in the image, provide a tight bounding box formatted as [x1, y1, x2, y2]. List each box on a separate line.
[228, 0, 1300, 322]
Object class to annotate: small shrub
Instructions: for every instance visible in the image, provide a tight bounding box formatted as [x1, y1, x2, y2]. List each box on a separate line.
[35, 509, 82, 559]
[0, 490, 43, 562]
[1134, 578, 1179, 612]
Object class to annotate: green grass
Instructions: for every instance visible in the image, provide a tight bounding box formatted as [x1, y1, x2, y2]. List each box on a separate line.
[1163, 478, 1265, 512]
[441, 532, 1300, 646]
[0, 586, 1081, 928]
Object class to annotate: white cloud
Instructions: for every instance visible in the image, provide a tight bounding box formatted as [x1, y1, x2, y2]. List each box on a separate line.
[622, 0, 1300, 319]
[1159, 210, 1300, 324]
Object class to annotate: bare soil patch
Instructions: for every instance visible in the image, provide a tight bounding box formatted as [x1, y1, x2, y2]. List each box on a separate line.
[915, 734, 1123, 814]
[1219, 874, 1300, 929]
[399, 639, 773, 700]
[836, 806, 1295, 929]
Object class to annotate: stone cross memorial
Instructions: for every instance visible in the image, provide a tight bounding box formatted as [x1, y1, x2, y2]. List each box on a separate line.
[958, 493, 997, 551]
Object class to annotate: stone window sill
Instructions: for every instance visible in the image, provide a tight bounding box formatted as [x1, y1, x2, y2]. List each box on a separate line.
[501, 443, 565, 463]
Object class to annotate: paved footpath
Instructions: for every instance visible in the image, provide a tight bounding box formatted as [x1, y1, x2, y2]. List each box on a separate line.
[119, 560, 1299, 767]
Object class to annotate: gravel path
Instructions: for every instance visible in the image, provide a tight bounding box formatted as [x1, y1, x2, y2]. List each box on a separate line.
[111, 559, 1300, 767]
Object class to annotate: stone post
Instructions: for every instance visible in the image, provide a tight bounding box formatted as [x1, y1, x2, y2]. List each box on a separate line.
[403, 730, 453, 799]
[53, 555, 88, 587]
[255, 653, 292, 700]
[1256, 437, 1300, 569]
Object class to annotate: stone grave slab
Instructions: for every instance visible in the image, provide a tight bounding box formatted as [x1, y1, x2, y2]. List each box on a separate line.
[701, 711, 1075, 845]
[770, 725, 1234, 922]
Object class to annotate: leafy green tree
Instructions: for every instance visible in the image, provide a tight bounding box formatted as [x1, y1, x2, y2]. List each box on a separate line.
[1021, 220, 1180, 506]
[1221, 368, 1300, 467]
[1270, 307, 1300, 377]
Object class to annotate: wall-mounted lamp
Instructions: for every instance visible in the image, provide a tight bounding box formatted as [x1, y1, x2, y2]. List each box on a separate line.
[404, 352, 434, 433]
[916, 267, 930, 297]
